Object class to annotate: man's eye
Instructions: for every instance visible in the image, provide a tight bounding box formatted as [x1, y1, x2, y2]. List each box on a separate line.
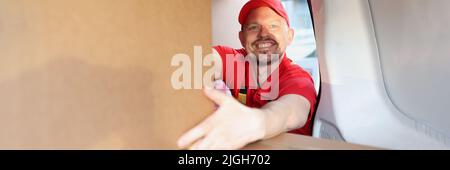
[269, 24, 279, 29]
[248, 26, 259, 31]
[246, 24, 261, 31]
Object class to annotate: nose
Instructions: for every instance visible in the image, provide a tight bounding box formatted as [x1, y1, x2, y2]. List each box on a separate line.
[258, 25, 270, 38]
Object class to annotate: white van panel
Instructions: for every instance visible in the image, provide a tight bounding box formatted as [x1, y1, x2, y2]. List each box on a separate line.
[311, 0, 450, 149]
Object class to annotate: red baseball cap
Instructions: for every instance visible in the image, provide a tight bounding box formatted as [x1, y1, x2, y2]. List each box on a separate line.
[239, 0, 290, 27]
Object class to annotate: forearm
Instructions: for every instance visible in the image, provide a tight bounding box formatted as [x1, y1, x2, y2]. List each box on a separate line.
[258, 94, 311, 140]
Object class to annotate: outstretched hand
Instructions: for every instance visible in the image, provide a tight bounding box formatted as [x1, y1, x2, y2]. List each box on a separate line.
[177, 83, 265, 150]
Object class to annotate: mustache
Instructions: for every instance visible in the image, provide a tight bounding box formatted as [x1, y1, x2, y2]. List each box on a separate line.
[252, 37, 278, 46]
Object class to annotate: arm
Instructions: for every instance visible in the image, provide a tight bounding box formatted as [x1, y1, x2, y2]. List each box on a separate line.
[177, 87, 311, 150]
[259, 94, 310, 139]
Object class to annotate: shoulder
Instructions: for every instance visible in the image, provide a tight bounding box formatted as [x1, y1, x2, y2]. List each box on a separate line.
[278, 57, 316, 104]
[213, 45, 246, 58]
[280, 57, 312, 81]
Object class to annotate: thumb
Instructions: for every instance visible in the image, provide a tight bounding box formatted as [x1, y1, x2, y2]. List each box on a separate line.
[204, 88, 229, 105]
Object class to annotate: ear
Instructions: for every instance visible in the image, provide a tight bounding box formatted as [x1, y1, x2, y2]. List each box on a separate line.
[239, 31, 246, 48]
[287, 28, 295, 45]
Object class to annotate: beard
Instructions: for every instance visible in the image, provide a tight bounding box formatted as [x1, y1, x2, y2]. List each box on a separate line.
[247, 37, 284, 66]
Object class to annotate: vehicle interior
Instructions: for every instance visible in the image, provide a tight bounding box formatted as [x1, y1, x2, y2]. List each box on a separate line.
[214, 0, 450, 149]
[0, 0, 449, 150]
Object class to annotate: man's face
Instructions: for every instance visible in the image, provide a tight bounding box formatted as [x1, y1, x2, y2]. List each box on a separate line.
[239, 7, 294, 66]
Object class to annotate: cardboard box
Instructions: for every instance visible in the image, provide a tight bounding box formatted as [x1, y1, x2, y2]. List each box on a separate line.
[244, 133, 378, 150]
[0, 0, 214, 149]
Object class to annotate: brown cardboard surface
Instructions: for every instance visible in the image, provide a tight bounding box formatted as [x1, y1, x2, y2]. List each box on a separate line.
[0, 0, 214, 149]
[244, 133, 378, 150]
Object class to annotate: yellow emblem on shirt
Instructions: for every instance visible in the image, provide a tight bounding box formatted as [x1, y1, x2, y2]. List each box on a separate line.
[238, 93, 246, 105]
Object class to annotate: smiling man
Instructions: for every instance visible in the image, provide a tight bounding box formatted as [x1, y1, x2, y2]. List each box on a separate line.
[177, 0, 317, 150]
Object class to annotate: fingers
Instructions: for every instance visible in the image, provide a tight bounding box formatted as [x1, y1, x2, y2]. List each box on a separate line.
[178, 87, 230, 149]
[192, 136, 214, 150]
[214, 80, 227, 90]
[190, 128, 236, 150]
[213, 80, 233, 96]
[177, 127, 205, 149]
[177, 115, 215, 149]
[179, 113, 228, 150]
[189, 128, 219, 150]
[204, 88, 229, 106]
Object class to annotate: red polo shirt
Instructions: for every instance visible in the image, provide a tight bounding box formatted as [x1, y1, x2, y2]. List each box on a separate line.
[214, 45, 317, 136]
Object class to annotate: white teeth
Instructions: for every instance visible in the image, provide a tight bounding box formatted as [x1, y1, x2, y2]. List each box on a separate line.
[258, 43, 272, 48]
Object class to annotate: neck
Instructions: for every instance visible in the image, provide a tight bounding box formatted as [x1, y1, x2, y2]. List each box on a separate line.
[254, 53, 284, 87]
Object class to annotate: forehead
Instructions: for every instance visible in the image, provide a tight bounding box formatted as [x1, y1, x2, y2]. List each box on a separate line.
[245, 7, 286, 24]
